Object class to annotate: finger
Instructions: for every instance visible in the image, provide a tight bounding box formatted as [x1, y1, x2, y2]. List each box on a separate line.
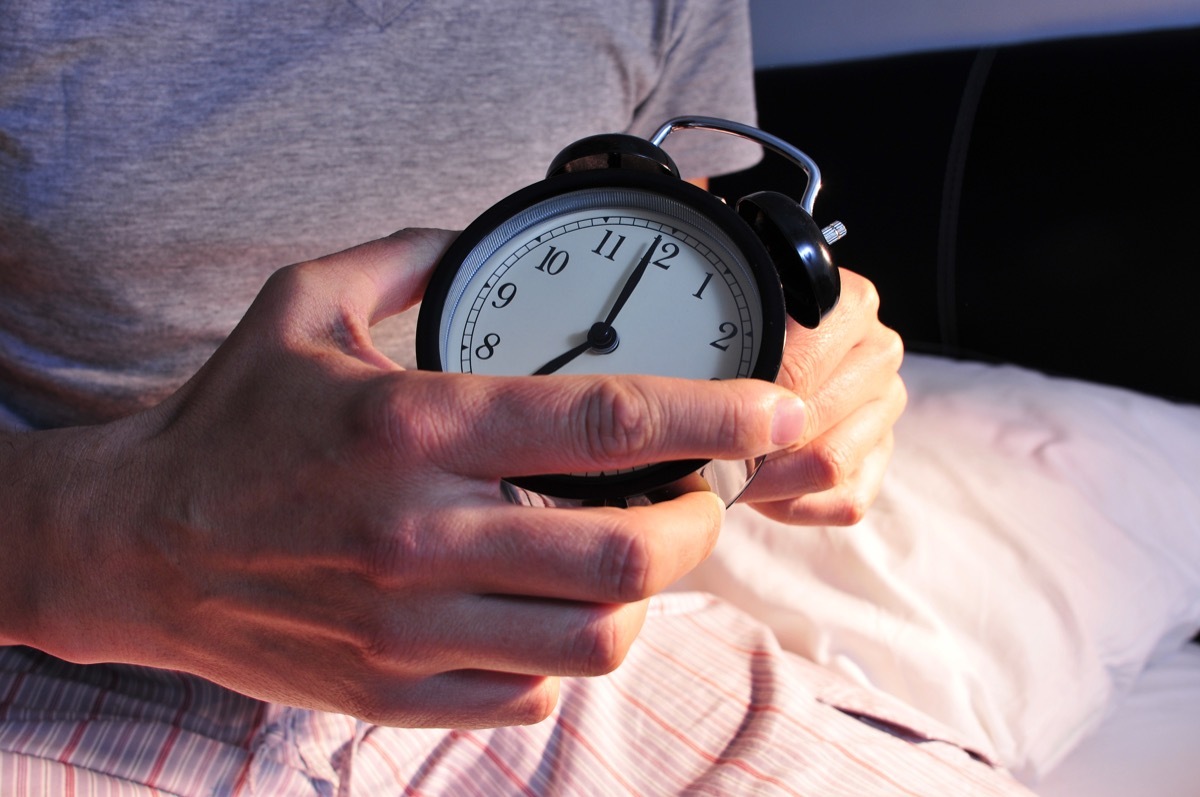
[365, 670, 562, 729]
[207, 491, 721, 647]
[398, 596, 651, 679]
[776, 269, 879, 399]
[376, 371, 808, 479]
[787, 325, 904, 449]
[198, 621, 565, 728]
[745, 373, 907, 501]
[750, 431, 896, 526]
[280, 228, 459, 327]
[212, 569, 652, 685]
[434, 491, 725, 601]
[370, 229, 460, 321]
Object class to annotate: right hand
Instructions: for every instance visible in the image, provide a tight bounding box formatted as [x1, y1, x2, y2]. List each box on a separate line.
[2, 229, 808, 728]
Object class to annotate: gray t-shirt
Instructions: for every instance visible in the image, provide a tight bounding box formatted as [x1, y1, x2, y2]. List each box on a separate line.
[0, 0, 759, 429]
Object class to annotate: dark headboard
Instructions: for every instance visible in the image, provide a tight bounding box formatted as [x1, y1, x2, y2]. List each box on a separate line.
[713, 26, 1200, 404]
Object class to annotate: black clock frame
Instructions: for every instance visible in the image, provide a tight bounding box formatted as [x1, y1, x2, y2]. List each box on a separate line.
[416, 167, 790, 502]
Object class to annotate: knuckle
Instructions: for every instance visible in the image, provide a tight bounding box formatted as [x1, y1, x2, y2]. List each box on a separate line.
[878, 327, 906, 375]
[891, 373, 910, 415]
[710, 388, 756, 451]
[858, 275, 882, 315]
[777, 343, 823, 396]
[841, 268, 881, 313]
[246, 265, 309, 346]
[804, 438, 854, 493]
[332, 651, 417, 725]
[340, 680, 427, 728]
[767, 487, 870, 527]
[340, 683, 390, 725]
[508, 679, 560, 725]
[356, 521, 428, 584]
[260, 261, 303, 297]
[569, 616, 628, 676]
[596, 520, 653, 603]
[830, 489, 872, 526]
[580, 377, 656, 466]
[336, 684, 370, 720]
[340, 595, 426, 673]
[264, 261, 325, 317]
[355, 615, 407, 667]
[357, 376, 443, 465]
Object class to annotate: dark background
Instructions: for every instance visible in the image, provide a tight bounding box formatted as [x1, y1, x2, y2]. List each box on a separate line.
[713, 26, 1200, 404]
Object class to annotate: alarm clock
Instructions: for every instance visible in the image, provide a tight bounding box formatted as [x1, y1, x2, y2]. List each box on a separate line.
[415, 117, 846, 507]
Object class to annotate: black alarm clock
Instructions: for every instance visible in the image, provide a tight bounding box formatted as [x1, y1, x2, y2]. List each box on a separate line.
[416, 117, 845, 507]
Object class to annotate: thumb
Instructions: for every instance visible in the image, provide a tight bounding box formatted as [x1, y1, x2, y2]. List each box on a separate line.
[303, 228, 458, 324]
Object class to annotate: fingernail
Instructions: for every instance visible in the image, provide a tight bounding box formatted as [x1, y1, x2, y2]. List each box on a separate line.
[771, 396, 807, 446]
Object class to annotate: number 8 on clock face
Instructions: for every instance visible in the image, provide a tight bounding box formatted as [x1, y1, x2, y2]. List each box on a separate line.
[416, 118, 844, 506]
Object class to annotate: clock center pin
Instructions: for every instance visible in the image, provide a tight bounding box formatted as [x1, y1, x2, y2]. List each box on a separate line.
[587, 321, 619, 354]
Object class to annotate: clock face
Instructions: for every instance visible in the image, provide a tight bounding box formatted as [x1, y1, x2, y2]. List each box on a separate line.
[417, 170, 786, 501]
[452, 209, 759, 381]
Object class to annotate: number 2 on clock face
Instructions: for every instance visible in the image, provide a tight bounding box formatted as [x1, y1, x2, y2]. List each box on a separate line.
[448, 208, 764, 380]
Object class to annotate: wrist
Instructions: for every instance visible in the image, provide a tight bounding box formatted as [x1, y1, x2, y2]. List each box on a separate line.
[0, 418, 154, 658]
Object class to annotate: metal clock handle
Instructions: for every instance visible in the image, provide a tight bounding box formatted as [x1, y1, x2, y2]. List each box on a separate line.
[649, 116, 846, 246]
[652, 116, 845, 328]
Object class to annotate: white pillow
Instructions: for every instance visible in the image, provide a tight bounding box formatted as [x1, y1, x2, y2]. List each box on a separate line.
[675, 353, 1200, 782]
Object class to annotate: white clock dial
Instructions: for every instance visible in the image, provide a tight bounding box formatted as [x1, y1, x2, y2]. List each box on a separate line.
[438, 188, 764, 381]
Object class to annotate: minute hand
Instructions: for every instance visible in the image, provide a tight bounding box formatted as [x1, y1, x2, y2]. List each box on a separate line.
[603, 234, 661, 327]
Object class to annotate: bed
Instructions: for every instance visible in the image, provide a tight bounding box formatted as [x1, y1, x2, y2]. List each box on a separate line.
[689, 14, 1200, 796]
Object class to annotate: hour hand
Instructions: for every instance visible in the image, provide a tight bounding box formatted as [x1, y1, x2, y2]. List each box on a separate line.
[532, 322, 618, 375]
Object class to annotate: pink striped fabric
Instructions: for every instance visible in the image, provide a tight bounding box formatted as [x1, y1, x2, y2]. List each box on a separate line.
[0, 593, 1033, 795]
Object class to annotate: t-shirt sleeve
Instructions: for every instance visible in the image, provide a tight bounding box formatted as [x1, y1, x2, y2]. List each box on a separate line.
[628, 0, 762, 181]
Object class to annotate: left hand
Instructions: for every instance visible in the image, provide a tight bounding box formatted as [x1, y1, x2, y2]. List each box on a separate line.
[739, 267, 907, 525]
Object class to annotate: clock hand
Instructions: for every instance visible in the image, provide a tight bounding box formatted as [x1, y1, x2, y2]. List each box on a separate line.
[532, 338, 593, 376]
[534, 238, 661, 376]
[602, 234, 662, 327]
[532, 322, 620, 375]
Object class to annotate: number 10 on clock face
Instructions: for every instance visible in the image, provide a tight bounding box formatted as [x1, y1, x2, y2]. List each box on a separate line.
[441, 198, 767, 382]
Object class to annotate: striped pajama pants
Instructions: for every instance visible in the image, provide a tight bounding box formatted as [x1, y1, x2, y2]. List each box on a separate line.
[0, 593, 1031, 796]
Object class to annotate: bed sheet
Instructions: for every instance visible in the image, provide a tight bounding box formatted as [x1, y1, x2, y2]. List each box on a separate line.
[675, 353, 1200, 784]
[1037, 642, 1200, 796]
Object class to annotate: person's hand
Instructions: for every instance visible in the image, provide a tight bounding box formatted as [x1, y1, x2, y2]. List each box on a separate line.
[739, 268, 907, 525]
[0, 230, 809, 729]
